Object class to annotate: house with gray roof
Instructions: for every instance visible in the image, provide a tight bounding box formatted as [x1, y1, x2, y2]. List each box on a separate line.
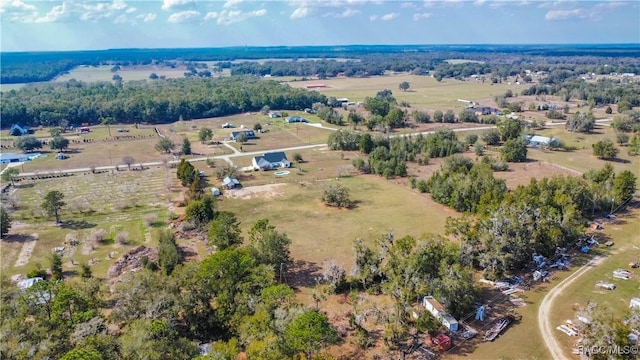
[252, 152, 291, 171]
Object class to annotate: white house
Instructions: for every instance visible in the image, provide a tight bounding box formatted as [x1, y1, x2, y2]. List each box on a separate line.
[526, 135, 559, 148]
[423, 296, 459, 332]
[252, 152, 291, 171]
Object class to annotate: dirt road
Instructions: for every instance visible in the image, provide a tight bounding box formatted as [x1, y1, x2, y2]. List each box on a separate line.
[538, 256, 604, 360]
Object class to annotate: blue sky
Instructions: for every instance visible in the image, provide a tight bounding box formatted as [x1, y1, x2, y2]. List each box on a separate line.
[1, 0, 639, 51]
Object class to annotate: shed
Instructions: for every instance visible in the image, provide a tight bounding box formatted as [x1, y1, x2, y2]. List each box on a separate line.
[423, 296, 459, 332]
[527, 135, 558, 148]
[9, 124, 31, 136]
[222, 177, 240, 189]
[211, 187, 221, 196]
[631, 298, 640, 309]
[56, 153, 69, 160]
[433, 334, 452, 351]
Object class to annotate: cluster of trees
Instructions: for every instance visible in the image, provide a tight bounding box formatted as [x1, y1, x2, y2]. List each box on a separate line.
[440, 164, 636, 279]
[427, 156, 508, 213]
[1, 77, 327, 127]
[13, 135, 70, 153]
[0, 245, 338, 359]
[350, 232, 476, 321]
[521, 78, 640, 109]
[610, 110, 640, 155]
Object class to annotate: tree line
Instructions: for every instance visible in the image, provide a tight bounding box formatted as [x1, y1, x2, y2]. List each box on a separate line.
[0, 77, 326, 128]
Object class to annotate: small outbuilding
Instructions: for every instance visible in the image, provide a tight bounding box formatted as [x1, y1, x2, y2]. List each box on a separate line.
[211, 187, 221, 196]
[222, 177, 241, 189]
[432, 334, 452, 351]
[9, 124, 31, 136]
[525, 135, 559, 149]
[630, 298, 640, 309]
[56, 153, 69, 160]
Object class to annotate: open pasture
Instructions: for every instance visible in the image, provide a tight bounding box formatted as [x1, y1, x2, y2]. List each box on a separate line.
[8, 166, 175, 220]
[54, 64, 190, 83]
[287, 74, 519, 110]
[1, 167, 177, 278]
[528, 124, 640, 178]
[219, 175, 460, 269]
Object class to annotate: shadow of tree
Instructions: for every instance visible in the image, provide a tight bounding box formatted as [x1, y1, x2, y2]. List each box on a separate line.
[61, 219, 96, 230]
[286, 259, 322, 288]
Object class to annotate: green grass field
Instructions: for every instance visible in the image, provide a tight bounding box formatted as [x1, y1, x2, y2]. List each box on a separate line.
[218, 175, 459, 268]
[529, 124, 640, 179]
[286, 74, 518, 110]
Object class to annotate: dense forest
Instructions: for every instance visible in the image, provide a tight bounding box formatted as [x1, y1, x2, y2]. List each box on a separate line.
[0, 77, 326, 127]
[3, 44, 640, 83]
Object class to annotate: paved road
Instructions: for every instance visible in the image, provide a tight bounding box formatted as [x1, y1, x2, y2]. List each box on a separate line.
[12, 124, 497, 178]
[538, 255, 604, 360]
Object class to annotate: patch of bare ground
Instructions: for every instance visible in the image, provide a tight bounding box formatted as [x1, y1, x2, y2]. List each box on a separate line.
[14, 233, 38, 267]
[224, 183, 288, 200]
[107, 245, 157, 292]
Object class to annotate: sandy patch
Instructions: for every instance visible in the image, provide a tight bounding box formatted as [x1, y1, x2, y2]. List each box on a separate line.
[14, 233, 38, 267]
[225, 183, 288, 200]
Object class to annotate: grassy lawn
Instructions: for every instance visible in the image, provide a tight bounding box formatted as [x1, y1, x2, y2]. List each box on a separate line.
[287, 74, 519, 110]
[2, 167, 179, 279]
[528, 124, 640, 178]
[218, 175, 460, 270]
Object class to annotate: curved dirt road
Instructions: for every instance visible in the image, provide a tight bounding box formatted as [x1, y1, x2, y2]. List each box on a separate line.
[538, 256, 603, 360]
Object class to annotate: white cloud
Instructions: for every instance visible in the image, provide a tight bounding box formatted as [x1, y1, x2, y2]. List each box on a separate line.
[413, 12, 431, 21]
[161, 0, 195, 11]
[369, 14, 377, 21]
[545, 8, 585, 20]
[167, 10, 200, 23]
[223, 0, 243, 8]
[473, 0, 485, 6]
[401, 2, 418, 9]
[380, 12, 398, 21]
[0, 0, 39, 22]
[35, 3, 68, 23]
[204, 8, 266, 24]
[2, 0, 138, 24]
[137, 12, 156, 22]
[323, 8, 360, 18]
[204, 11, 218, 21]
[423, 0, 464, 8]
[290, 7, 310, 19]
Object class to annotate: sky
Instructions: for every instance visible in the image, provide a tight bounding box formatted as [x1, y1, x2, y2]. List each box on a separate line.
[1, 0, 639, 52]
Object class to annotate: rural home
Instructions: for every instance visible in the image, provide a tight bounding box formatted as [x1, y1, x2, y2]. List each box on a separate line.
[525, 135, 559, 148]
[268, 112, 281, 118]
[252, 152, 291, 171]
[423, 296, 459, 332]
[222, 176, 241, 189]
[285, 116, 308, 123]
[0, 152, 40, 164]
[229, 130, 256, 142]
[9, 124, 31, 136]
[471, 106, 502, 116]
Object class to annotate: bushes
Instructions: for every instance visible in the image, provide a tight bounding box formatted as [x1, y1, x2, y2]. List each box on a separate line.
[321, 183, 353, 208]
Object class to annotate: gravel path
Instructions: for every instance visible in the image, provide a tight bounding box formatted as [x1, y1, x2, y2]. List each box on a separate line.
[538, 255, 605, 360]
